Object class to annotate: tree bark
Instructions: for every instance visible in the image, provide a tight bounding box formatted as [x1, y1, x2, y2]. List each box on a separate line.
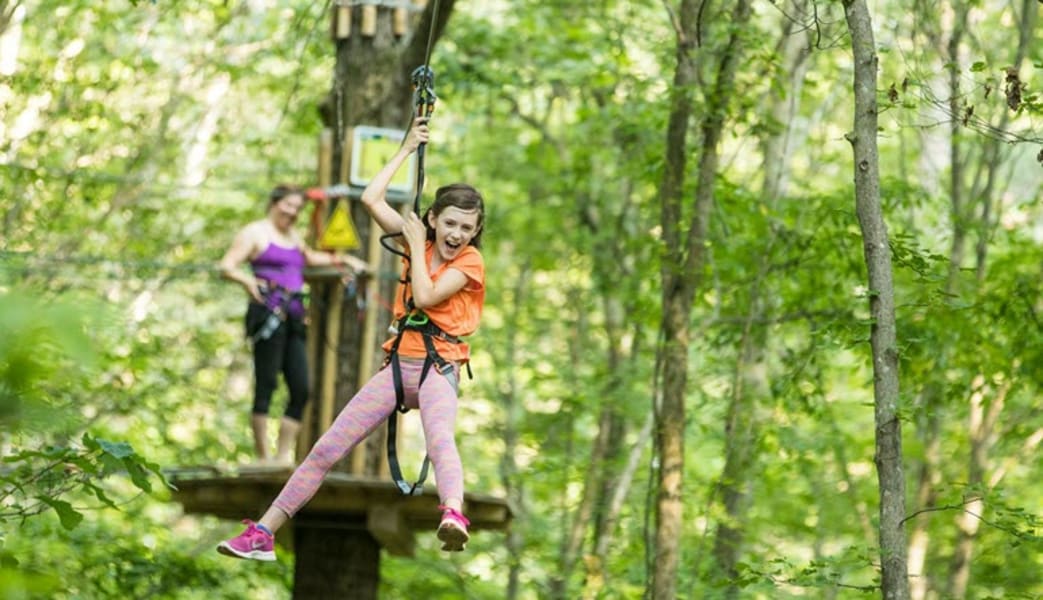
[650, 2, 700, 597]
[709, 314, 762, 597]
[842, 2, 910, 599]
[947, 379, 1007, 598]
[495, 257, 530, 600]
[652, 1, 751, 598]
[909, 6, 969, 595]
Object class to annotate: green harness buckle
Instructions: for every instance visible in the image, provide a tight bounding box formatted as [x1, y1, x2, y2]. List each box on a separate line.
[405, 311, 429, 327]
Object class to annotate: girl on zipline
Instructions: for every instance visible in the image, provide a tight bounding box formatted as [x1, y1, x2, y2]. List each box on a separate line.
[219, 185, 368, 466]
[217, 117, 486, 558]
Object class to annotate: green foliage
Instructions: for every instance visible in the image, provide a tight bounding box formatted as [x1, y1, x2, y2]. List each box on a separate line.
[0, 290, 95, 431]
[2, 0, 1041, 598]
[0, 433, 171, 528]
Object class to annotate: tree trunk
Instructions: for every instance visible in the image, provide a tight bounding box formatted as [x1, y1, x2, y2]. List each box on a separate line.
[0, 2, 25, 70]
[709, 318, 762, 597]
[947, 380, 1007, 598]
[652, 1, 751, 597]
[972, 0, 1036, 278]
[558, 178, 642, 598]
[554, 402, 614, 599]
[650, 2, 699, 597]
[706, 9, 813, 590]
[948, 3, 1037, 593]
[496, 257, 531, 600]
[759, 0, 812, 203]
[585, 411, 654, 599]
[909, 7, 968, 595]
[293, 517, 379, 600]
[842, 2, 910, 598]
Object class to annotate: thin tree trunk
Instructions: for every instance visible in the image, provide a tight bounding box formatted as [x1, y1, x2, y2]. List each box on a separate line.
[946, 4, 969, 281]
[652, 1, 752, 598]
[587, 179, 641, 592]
[491, 250, 531, 600]
[705, 11, 812, 589]
[0, 1, 24, 71]
[759, 0, 812, 202]
[693, 3, 755, 591]
[592, 413, 646, 563]
[588, 411, 654, 592]
[709, 6, 808, 575]
[972, 0, 1036, 278]
[709, 314, 762, 597]
[553, 403, 615, 598]
[842, 2, 910, 599]
[650, 2, 700, 596]
[908, 6, 969, 594]
[556, 177, 640, 597]
[947, 379, 1008, 598]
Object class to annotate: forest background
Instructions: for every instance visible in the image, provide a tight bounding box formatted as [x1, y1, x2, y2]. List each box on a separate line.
[1, 0, 1040, 598]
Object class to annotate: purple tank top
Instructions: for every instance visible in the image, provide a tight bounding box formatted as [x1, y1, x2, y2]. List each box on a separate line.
[251, 242, 306, 318]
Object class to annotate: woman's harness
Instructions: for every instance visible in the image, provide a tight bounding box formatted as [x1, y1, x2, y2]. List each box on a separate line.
[250, 281, 306, 343]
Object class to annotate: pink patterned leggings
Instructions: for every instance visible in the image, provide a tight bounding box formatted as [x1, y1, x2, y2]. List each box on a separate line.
[271, 358, 462, 517]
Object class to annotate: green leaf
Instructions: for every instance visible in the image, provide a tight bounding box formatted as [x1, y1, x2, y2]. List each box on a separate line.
[97, 438, 135, 460]
[124, 461, 153, 494]
[83, 481, 117, 509]
[970, 61, 987, 72]
[36, 496, 84, 530]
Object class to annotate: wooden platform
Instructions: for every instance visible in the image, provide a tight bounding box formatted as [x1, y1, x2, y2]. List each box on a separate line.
[168, 467, 512, 556]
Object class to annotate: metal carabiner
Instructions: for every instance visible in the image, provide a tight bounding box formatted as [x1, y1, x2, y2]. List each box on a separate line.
[411, 65, 436, 119]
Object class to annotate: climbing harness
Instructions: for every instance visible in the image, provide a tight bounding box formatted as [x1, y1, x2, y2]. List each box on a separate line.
[383, 302, 462, 495]
[249, 281, 306, 343]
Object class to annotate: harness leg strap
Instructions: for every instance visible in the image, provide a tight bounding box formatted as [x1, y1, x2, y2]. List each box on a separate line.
[386, 349, 432, 496]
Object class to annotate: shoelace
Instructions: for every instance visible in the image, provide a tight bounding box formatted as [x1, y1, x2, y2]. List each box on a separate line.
[438, 505, 470, 526]
[243, 519, 272, 538]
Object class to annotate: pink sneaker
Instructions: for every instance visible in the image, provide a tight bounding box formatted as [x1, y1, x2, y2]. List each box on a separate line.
[437, 506, 470, 552]
[217, 520, 276, 561]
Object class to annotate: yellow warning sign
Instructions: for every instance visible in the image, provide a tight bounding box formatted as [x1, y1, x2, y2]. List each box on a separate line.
[319, 200, 360, 250]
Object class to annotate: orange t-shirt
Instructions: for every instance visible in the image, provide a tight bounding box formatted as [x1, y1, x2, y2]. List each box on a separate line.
[382, 241, 485, 363]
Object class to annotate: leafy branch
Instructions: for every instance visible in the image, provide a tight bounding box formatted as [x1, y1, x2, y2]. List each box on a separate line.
[0, 433, 172, 530]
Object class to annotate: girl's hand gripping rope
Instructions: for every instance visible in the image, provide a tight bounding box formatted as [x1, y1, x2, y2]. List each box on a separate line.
[404, 118, 429, 154]
[401, 212, 427, 256]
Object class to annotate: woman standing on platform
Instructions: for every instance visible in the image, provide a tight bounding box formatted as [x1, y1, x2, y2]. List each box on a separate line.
[219, 184, 367, 466]
[217, 117, 486, 558]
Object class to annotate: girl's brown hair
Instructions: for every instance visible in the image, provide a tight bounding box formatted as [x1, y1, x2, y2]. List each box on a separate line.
[424, 183, 486, 248]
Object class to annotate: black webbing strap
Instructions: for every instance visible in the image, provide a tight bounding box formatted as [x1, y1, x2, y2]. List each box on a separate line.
[250, 282, 305, 343]
[385, 311, 456, 496]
